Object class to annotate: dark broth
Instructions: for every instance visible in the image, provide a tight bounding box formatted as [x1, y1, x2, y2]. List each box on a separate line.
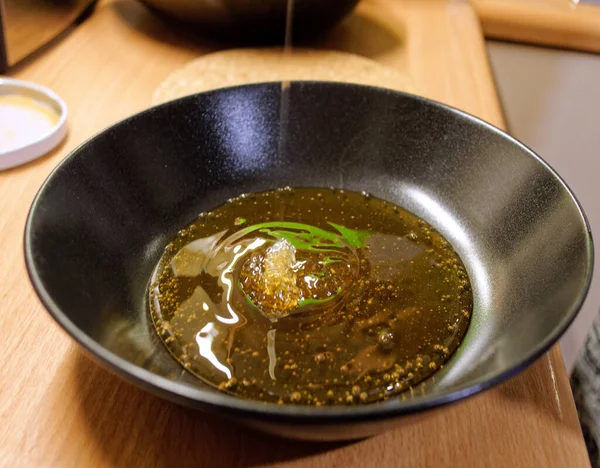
[149, 188, 472, 405]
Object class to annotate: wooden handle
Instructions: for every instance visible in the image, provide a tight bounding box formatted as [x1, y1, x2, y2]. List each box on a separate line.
[473, 0, 600, 53]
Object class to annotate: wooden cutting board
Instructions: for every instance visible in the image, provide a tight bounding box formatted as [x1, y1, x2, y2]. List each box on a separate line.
[473, 0, 600, 53]
[0, 0, 589, 466]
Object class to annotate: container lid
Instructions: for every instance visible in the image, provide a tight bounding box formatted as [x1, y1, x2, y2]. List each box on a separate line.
[0, 77, 68, 170]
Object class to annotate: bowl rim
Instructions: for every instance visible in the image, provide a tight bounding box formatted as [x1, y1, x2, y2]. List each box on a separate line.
[24, 81, 594, 424]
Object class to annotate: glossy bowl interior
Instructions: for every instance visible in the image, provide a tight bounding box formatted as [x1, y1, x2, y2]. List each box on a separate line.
[25, 82, 593, 440]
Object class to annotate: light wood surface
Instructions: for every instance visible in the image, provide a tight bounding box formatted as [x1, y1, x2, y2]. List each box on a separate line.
[473, 0, 600, 53]
[0, 0, 589, 466]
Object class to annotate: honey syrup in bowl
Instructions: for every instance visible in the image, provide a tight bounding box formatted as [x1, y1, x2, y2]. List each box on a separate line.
[149, 188, 472, 406]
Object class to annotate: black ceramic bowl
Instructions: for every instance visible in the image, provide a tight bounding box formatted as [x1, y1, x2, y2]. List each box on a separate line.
[25, 82, 593, 441]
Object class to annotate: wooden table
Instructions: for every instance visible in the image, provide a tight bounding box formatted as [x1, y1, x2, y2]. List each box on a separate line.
[473, 0, 600, 53]
[0, 0, 590, 466]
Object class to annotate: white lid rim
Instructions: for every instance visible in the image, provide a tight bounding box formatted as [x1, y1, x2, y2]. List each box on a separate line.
[0, 77, 68, 170]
